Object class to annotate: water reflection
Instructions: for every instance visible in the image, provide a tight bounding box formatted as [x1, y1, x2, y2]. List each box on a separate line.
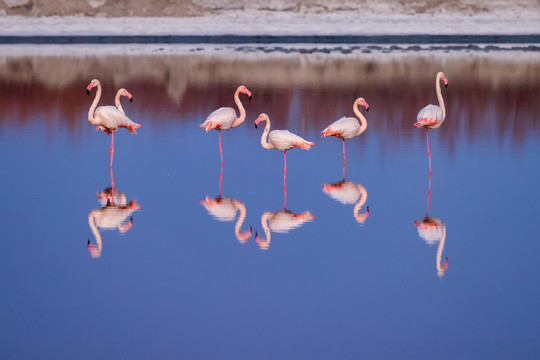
[255, 210, 314, 250]
[414, 176, 448, 277]
[200, 167, 253, 244]
[87, 187, 141, 258]
[255, 185, 314, 250]
[323, 180, 369, 224]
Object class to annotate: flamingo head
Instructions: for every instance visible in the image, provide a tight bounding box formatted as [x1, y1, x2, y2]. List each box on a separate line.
[237, 85, 252, 100]
[119, 88, 133, 102]
[86, 79, 100, 95]
[437, 72, 448, 88]
[357, 97, 369, 112]
[254, 113, 269, 129]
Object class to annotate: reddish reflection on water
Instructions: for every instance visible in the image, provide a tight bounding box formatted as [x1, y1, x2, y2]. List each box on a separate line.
[0, 54, 538, 151]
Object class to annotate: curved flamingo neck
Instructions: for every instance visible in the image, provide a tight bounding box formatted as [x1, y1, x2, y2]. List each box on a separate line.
[233, 201, 249, 242]
[88, 82, 102, 126]
[353, 99, 368, 136]
[259, 118, 275, 150]
[257, 212, 272, 249]
[436, 225, 448, 277]
[88, 210, 102, 258]
[353, 185, 368, 223]
[115, 90, 125, 114]
[232, 89, 247, 128]
[436, 73, 446, 120]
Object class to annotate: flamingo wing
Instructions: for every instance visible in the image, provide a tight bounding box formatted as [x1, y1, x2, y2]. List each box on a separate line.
[415, 105, 444, 129]
[322, 117, 360, 139]
[268, 130, 314, 151]
[200, 107, 236, 131]
[201, 197, 237, 221]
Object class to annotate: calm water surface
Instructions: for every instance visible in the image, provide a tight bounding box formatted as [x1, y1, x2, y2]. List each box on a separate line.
[1, 52, 539, 359]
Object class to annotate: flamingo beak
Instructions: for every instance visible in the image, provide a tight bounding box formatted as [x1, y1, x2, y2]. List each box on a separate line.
[86, 83, 94, 95]
[445, 84, 448, 88]
[255, 118, 260, 129]
[86, 89, 90, 95]
[366, 206, 370, 213]
[249, 95, 252, 101]
[130, 97, 133, 103]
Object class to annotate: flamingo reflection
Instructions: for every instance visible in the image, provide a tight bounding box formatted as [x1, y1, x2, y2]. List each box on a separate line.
[200, 166, 252, 244]
[323, 180, 369, 224]
[255, 210, 314, 250]
[255, 185, 314, 250]
[87, 187, 141, 258]
[414, 175, 449, 277]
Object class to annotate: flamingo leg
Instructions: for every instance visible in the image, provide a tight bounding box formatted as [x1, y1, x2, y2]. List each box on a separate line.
[219, 130, 223, 168]
[284, 151, 287, 210]
[343, 138, 346, 165]
[426, 129, 431, 175]
[426, 171, 431, 218]
[110, 132, 115, 191]
[342, 139, 346, 181]
[219, 161, 223, 198]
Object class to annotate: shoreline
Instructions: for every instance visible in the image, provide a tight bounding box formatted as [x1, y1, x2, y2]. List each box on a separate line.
[1, 13, 539, 37]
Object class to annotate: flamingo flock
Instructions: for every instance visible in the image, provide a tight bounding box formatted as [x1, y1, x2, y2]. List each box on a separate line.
[86, 72, 449, 264]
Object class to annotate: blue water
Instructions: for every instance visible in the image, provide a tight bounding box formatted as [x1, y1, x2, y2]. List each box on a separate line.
[1, 53, 539, 359]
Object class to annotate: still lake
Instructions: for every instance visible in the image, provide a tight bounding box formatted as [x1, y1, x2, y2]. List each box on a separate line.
[1, 49, 539, 359]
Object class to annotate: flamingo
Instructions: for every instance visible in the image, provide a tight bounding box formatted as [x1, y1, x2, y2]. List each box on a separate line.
[322, 97, 369, 171]
[199, 85, 252, 166]
[323, 180, 370, 224]
[86, 79, 141, 187]
[87, 187, 141, 258]
[254, 113, 314, 209]
[255, 210, 314, 250]
[414, 72, 448, 174]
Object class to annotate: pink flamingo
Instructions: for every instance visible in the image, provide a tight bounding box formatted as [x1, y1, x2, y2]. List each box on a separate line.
[87, 79, 141, 187]
[322, 97, 369, 172]
[414, 72, 448, 174]
[254, 113, 314, 209]
[199, 85, 252, 166]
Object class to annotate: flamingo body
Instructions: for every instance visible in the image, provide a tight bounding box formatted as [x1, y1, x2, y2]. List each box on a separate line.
[268, 129, 314, 151]
[322, 116, 362, 140]
[200, 107, 238, 132]
[414, 104, 444, 129]
[93, 105, 140, 134]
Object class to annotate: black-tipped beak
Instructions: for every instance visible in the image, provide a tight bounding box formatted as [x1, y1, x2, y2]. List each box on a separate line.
[86, 89, 90, 95]
[130, 216, 133, 223]
[249, 226, 252, 232]
[367, 206, 370, 212]
[255, 124, 258, 129]
[249, 95, 252, 101]
[130, 97, 133, 103]
[366, 107, 369, 112]
[255, 231, 258, 237]
[87, 239, 90, 246]
[445, 84, 448, 88]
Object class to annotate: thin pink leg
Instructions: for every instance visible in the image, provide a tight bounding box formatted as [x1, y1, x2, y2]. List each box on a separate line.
[110, 132, 115, 191]
[219, 130, 223, 168]
[284, 151, 287, 210]
[426, 171, 431, 218]
[219, 161, 223, 198]
[343, 139, 346, 164]
[426, 129, 431, 175]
